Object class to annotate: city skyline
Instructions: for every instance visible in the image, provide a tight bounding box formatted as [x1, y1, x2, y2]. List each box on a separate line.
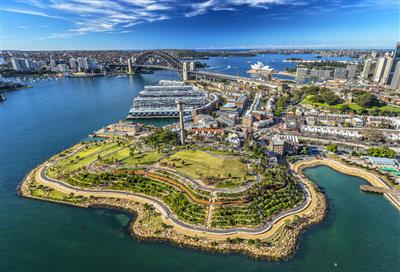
[1, 0, 399, 50]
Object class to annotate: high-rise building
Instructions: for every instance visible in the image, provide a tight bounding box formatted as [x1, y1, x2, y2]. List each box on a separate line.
[69, 58, 77, 70]
[296, 67, 309, 77]
[371, 50, 377, 59]
[380, 57, 393, 84]
[373, 57, 388, 83]
[86, 58, 97, 71]
[10, 57, 22, 71]
[389, 61, 400, 91]
[386, 42, 400, 85]
[310, 69, 331, 81]
[76, 57, 87, 71]
[361, 59, 372, 79]
[49, 55, 56, 68]
[334, 68, 348, 79]
[346, 64, 357, 79]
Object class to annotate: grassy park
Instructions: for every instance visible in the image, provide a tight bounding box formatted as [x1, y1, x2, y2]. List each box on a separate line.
[44, 136, 303, 227]
[161, 150, 254, 187]
[302, 94, 400, 115]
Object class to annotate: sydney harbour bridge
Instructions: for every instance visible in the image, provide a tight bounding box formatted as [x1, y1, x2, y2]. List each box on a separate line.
[117, 50, 280, 90]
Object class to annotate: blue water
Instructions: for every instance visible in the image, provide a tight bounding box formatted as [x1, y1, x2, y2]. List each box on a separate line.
[0, 57, 399, 271]
[200, 53, 352, 79]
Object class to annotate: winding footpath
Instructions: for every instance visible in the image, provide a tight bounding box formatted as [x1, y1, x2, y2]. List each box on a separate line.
[29, 147, 396, 241]
[36, 163, 313, 239]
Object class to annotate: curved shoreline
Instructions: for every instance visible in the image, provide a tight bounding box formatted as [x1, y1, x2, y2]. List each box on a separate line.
[292, 158, 400, 210]
[22, 156, 397, 259]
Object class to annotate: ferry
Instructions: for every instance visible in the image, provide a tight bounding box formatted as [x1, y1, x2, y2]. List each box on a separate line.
[115, 75, 128, 79]
[0, 93, 6, 102]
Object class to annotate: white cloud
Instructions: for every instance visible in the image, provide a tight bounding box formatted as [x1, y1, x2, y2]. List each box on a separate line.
[8, 0, 399, 40]
[185, 0, 215, 17]
[0, 8, 63, 19]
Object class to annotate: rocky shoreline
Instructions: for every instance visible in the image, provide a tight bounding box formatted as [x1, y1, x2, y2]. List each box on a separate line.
[18, 163, 327, 260]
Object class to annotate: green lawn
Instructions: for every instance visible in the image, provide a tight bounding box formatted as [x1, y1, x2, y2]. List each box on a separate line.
[162, 150, 252, 185]
[56, 143, 121, 172]
[303, 95, 400, 114]
[122, 151, 163, 166]
[106, 147, 130, 161]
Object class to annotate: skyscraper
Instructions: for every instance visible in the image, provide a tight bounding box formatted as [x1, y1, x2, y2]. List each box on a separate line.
[346, 64, 357, 79]
[380, 57, 393, 84]
[334, 68, 348, 79]
[386, 42, 400, 85]
[77, 57, 87, 71]
[49, 55, 56, 68]
[373, 57, 388, 83]
[69, 58, 77, 70]
[361, 59, 372, 79]
[389, 61, 400, 91]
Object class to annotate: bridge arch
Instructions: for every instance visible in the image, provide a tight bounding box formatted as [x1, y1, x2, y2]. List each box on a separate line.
[132, 51, 183, 76]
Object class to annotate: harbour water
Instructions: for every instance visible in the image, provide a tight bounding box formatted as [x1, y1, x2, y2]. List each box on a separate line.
[0, 56, 399, 271]
[199, 53, 352, 80]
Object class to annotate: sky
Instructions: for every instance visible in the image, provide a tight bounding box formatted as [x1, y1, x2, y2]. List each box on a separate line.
[1, 0, 399, 50]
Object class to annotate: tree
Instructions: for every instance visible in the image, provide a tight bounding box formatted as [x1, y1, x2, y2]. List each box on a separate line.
[368, 146, 397, 158]
[300, 146, 309, 155]
[355, 93, 383, 108]
[326, 144, 338, 153]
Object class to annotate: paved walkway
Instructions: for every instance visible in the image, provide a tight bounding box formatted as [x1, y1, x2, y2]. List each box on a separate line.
[35, 162, 314, 239]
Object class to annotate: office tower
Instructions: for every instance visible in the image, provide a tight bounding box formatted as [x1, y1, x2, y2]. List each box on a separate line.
[346, 64, 357, 79]
[373, 57, 388, 83]
[380, 57, 393, 84]
[371, 51, 377, 59]
[361, 59, 372, 79]
[390, 61, 400, 91]
[386, 42, 400, 85]
[334, 68, 348, 79]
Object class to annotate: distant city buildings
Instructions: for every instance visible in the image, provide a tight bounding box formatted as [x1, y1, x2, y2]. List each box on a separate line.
[10, 57, 41, 72]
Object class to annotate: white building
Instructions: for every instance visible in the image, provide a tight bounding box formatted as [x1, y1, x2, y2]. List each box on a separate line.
[361, 59, 372, 79]
[346, 64, 357, 79]
[373, 57, 388, 83]
[389, 61, 400, 91]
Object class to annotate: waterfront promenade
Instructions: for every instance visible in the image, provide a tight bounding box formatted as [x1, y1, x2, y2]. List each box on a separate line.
[291, 158, 400, 210]
[31, 162, 316, 240]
